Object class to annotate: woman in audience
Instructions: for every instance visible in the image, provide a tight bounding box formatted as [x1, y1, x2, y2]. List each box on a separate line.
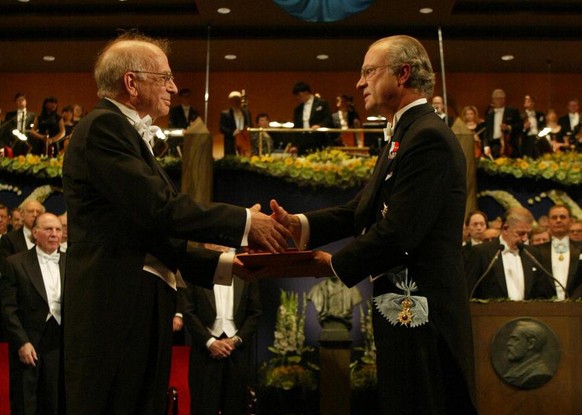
[543, 109, 568, 152]
[460, 105, 485, 158]
[72, 103, 85, 125]
[29, 96, 65, 156]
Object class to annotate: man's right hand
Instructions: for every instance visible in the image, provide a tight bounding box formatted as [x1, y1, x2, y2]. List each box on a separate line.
[270, 199, 302, 247]
[248, 204, 290, 253]
[18, 342, 38, 367]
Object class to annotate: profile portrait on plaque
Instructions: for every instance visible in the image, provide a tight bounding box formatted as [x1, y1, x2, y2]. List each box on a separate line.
[490, 318, 560, 389]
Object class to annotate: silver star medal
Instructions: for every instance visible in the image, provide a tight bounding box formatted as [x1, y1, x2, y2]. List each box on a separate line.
[373, 268, 428, 328]
[381, 203, 389, 219]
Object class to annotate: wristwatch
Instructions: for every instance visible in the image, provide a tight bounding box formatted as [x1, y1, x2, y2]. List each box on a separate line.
[231, 335, 242, 347]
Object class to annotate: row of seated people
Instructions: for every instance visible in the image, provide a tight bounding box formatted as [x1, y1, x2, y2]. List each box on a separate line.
[462, 205, 582, 301]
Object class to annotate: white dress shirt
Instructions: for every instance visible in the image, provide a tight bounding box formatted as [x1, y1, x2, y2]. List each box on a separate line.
[302, 96, 314, 128]
[500, 236, 525, 300]
[36, 247, 62, 324]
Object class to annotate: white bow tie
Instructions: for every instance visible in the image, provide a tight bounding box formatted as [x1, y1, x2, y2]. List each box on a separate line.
[39, 251, 60, 264]
[383, 122, 394, 142]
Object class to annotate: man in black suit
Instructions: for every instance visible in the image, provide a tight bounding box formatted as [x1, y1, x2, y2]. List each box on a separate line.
[483, 89, 521, 158]
[0, 199, 45, 264]
[557, 98, 579, 139]
[219, 91, 252, 156]
[520, 95, 546, 158]
[0, 92, 36, 154]
[62, 32, 289, 415]
[531, 205, 581, 300]
[0, 213, 65, 415]
[168, 88, 199, 129]
[466, 207, 553, 300]
[270, 36, 477, 414]
[184, 268, 261, 415]
[292, 81, 333, 153]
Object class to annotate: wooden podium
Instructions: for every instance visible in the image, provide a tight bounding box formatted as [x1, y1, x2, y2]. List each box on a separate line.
[470, 302, 582, 415]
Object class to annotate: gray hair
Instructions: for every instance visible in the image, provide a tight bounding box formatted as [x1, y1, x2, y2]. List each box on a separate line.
[372, 35, 435, 97]
[94, 32, 170, 99]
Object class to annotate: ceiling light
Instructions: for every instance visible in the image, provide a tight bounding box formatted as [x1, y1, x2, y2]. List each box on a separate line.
[316, 54, 329, 60]
[419, 8, 433, 14]
[501, 55, 515, 61]
[224, 54, 237, 60]
[17, 0, 30, 3]
[43, 56, 56, 62]
[217, 8, 231, 14]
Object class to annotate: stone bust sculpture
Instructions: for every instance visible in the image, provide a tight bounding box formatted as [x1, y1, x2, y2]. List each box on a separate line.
[307, 276, 362, 333]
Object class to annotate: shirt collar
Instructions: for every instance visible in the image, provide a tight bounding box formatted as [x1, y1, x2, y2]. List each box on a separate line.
[105, 98, 149, 131]
[390, 98, 428, 133]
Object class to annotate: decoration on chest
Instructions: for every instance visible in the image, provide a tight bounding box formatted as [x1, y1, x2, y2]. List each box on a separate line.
[387, 141, 399, 159]
[381, 203, 389, 219]
[373, 268, 428, 328]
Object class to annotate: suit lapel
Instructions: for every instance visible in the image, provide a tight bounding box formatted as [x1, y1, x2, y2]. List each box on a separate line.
[233, 277, 243, 315]
[493, 251, 509, 297]
[204, 287, 217, 312]
[567, 242, 580, 291]
[522, 253, 535, 297]
[23, 250, 49, 305]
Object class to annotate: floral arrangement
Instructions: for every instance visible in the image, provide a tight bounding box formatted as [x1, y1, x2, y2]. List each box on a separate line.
[477, 152, 582, 186]
[215, 148, 377, 189]
[350, 300, 377, 390]
[0, 154, 63, 179]
[259, 290, 318, 391]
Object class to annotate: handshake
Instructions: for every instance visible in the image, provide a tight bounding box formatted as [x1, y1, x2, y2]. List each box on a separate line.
[233, 199, 333, 280]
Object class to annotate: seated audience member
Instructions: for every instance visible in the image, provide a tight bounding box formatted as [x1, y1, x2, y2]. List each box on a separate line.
[250, 113, 274, 155]
[481, 227, 501, 243]
[570, 219, 582, 243]
[531, 205, 581, 299]
[537, 215, 550, 230]
[466, 207, 554, 300]
[530, 226, 550, 246]
[462, 210, 488, 266]
[489, 216, 503, 230]
[10, 207, 22, 231]
[1, 92, 36, 156]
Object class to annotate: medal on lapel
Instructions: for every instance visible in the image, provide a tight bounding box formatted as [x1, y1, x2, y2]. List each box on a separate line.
[388, 141, 399, 159]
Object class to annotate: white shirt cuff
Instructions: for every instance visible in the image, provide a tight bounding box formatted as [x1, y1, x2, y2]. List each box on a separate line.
[206, 337, 217, 348]
[240, 208, 251, 246]
[297, 214, 310, 250]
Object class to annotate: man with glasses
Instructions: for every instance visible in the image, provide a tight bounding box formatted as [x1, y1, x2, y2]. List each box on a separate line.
[269, 35, 477, 414]
[62, 32, 289, 415]
[466, 207, 553, 301]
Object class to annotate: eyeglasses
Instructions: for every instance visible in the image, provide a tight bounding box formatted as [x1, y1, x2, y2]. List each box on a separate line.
[130, 70, 175, 86]
[360, 65, 390, 81]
